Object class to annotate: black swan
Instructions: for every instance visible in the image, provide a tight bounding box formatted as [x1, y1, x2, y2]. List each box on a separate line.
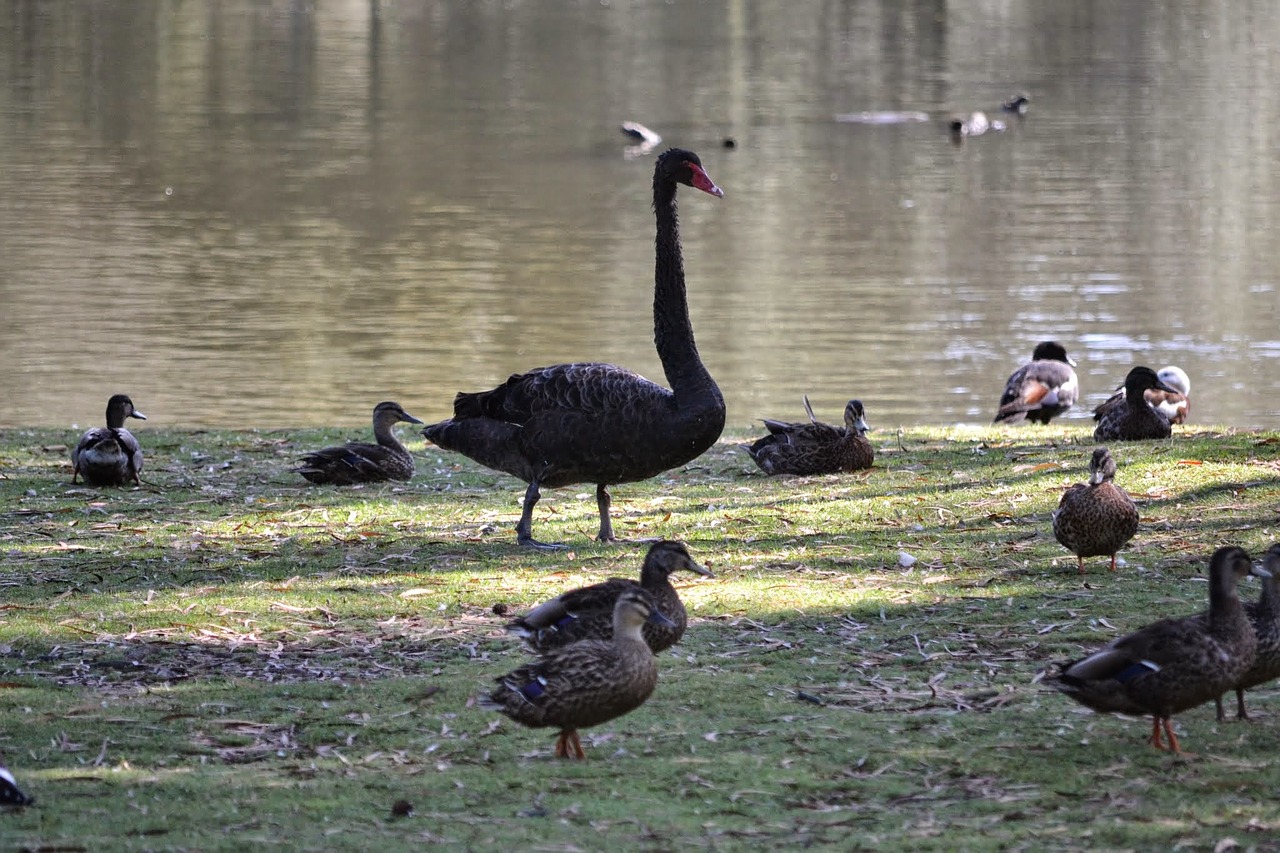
[71, 394, 147, 486]
[422, 148, 725, 548]
[992, 341, 1078, 425]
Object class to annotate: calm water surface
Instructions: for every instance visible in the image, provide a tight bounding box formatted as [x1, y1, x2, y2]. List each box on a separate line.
[2, 1, 1279, 432]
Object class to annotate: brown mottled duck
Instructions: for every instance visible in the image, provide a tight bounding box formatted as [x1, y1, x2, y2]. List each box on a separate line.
[1052, 447, 1140, 573]
[747, 397, 873, 476]
[1211, 543, 1280, 721]
[295, 402, 423, 485]
[481, 588, 673, 759]
[1048, 546, 1263, 753]
[507, 540, 712, 653]
[422, 149, 725, 548]
[71, 394, 147, 486]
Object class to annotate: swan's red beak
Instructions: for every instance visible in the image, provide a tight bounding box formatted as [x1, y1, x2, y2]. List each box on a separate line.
[687, 163, 725, 198]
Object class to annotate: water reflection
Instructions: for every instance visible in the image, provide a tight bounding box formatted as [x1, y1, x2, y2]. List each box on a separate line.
[0, 0, 1277, 430]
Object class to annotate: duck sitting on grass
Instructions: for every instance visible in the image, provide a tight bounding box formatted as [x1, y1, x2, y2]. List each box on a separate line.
[747, 397, 873, 475]
[295, 402, 423, 485]
[507, 540, 712, 653]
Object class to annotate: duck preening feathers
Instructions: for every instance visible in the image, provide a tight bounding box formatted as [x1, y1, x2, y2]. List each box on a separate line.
[295, 402, 423, 485]
[71, 394, 146, 486]
[747, 397, 873, 475]
[993, 342, 1078, 425]
[422, 149, 725, 548]
[1052, 447, 1140, 573]
[1048, 546, 1263, 753]
[481, 588, 673, 759]
[507, 540, 712, 653]
[1093, 366, 1180, 442]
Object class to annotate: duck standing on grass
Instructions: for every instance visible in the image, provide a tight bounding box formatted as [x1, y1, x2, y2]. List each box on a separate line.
[71, 394, 147, 486]
[1211, 543, 1280, 721]
[1093, 366, 1182, 442]
[993, 342, 1078, 425]
[507, 539, 713, 653]
[1048, 546, 1263, 753]
[1052, 447, 1140, 573]
[421, 149, 726, 549]
[747, 397, 873, 476]
[481, 588, 673, 759]
[294, 402, 423, 485]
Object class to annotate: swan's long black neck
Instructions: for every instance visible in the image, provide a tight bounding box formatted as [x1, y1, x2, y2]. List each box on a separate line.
[653, 180, 720, 405]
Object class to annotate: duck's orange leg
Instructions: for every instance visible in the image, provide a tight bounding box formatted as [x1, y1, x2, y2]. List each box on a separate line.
[1161, 718, 1182, 753]
[554, 731, 569, 758]
[1078, 556, 1086, 574]
[1148, 716, 1165, 750]
[568, 730, 586, 760]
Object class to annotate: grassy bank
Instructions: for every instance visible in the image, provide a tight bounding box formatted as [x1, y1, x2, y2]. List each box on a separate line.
[1, 422, 1279, 850]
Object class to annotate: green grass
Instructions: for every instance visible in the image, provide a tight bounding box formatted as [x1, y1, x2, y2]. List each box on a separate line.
[2, 422, 1280, 850]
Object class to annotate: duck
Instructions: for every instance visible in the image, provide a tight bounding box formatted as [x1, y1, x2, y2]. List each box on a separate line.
[71, 394, 147, 486]
[747, 397, 873, 476]
[1001, 93, 1031, 115]
[1093, 365, 1190, 426]
[993, 341, 1079, 425]
[948, 111, 993, 138]
[1048, 545, 1263, 753]
[1212, 543, 1280, 721]
[480, 588, 673, 759]
[0, 757, 32, 807]
[506, 539, 713, 654]
[422, 149, 726, 549]
[1052, 447, 1140, 573]
[1093, 366, 1181, 441]
[295, 401, 423, 485]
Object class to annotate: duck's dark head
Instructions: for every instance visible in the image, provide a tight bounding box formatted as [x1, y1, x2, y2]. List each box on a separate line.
[656, 149, 724, 198]
[844, 400, 870, 434]
[1123, 366, 1179, 396]
[1031, 341, 1076, 367]
[106, 394, 146, 422]
[1087, 447, 1117, 485]
[1002, 93, 1031, 115]
[373, 401, 424, 426]
[642, 539, 714, 580]
[614, 588, 677, 630]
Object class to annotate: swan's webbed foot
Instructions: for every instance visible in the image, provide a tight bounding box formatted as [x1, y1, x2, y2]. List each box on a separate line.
[518, 534, 568, 551]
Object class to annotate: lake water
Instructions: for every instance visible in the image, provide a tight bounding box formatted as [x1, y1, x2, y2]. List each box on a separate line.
[2, 0, 1279, 432]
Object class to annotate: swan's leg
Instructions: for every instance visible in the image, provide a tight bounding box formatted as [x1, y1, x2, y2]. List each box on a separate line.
[1236, 688, 1250, 721]
[595, 484, 616, 542]
[516, 479, 565, 550]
